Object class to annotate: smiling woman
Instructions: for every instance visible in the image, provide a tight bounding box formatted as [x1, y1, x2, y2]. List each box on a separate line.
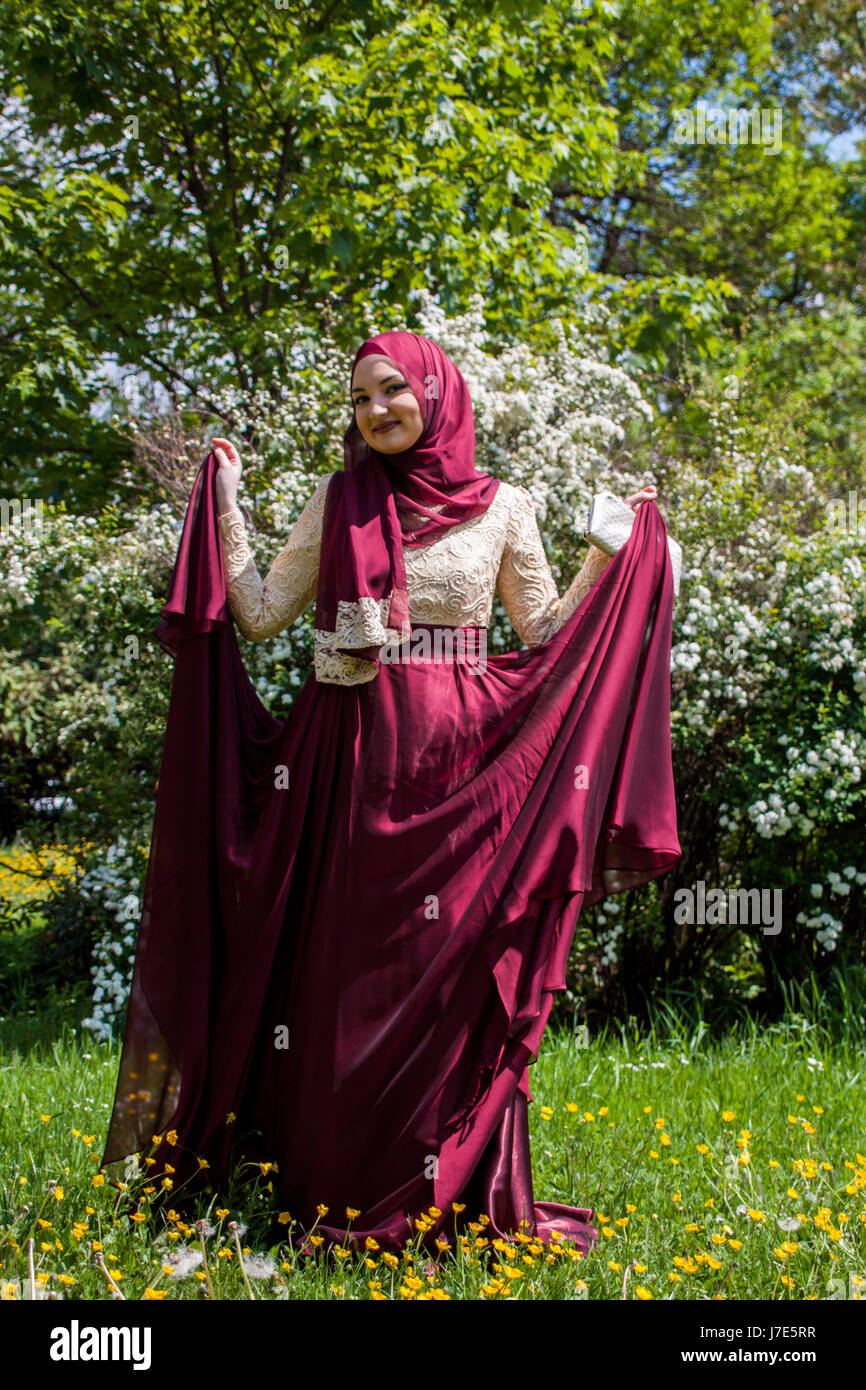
[101, 329, 681, 1258]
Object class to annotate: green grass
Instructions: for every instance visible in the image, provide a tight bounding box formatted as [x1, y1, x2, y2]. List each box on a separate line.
[1, 1009, 865, 1301]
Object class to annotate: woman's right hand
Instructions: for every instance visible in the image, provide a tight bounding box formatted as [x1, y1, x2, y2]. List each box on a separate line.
[212, 436, 242, 513]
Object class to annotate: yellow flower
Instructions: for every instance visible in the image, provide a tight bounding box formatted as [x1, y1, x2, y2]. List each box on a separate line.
[225, 1112, 236, 1124]
[696, 1143, 709, 1154]
[566, 1102, 579, 1113]
[164, 1130, 178, 1146]
[143, 1288, 168, 1300]
[451, 1202, 466, 1213]
[54, 1187, 64, 1201]
[615, 1217, 629, 1228]
[346, 1207, 361, 1220]
[649, 1150, 659, 1160]
[608, 1260, 621, 1271]
[382, 1252, 399, 1269]
[540, 1106, 554, 1120]
[711, 1233, 727, 1246]
[277, 1212, 291, 1225]
[308, 1235, 324, 1247]
[129, 1213, 147, 1225]
[747, 1209, 766, 1222]
[427, 1206, 442, 1218]
[583, 1111, 595, 1122]
[599, 1106, 609, 1116]
[635, 1286, 653, 1299]
[316, 1204, 329, 1217]
[82, 1135, 95, 1146]
[41, 1114, 52, 1123]
[215, 1208, 230, 1218]
[334, 1247, 351, 1259]
[669, 1272, 682, 1282]
[728, 1239, 743, 1251]
[659, 1133, 671, 1147]
[197, 1158, 210, 1170]
[671, 1192, 682, 1202]
[625, 1204, 637, 1213]
[643, 1105, 652, 1114]
[721, 1110, 735, 1122]
[684, 1223, 700, 1233]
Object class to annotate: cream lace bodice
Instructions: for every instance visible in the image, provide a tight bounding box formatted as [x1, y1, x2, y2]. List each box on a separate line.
[217, 475, 613, 674]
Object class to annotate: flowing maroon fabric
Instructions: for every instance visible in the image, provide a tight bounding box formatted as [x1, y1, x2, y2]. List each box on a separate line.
[101, 450, 681, 1256]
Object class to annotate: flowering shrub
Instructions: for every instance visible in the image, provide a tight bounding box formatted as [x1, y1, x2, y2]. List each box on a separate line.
[1, 290, 863, 1035]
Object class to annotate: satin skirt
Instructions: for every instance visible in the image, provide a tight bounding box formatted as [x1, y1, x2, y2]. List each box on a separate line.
[102, 486, 680, 1259]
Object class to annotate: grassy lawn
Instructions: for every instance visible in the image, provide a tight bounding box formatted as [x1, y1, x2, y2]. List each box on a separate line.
[1, 1006, 864, 1301]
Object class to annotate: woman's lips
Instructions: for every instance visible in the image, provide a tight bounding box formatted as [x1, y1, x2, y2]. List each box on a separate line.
[374, 420, 400, 433]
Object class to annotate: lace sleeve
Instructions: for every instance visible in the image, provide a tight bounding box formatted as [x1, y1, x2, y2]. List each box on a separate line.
[496, 485, 612, 646]
[217, 474, 332, 641]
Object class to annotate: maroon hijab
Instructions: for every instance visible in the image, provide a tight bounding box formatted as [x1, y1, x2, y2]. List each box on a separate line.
[312, 332, 500, 678]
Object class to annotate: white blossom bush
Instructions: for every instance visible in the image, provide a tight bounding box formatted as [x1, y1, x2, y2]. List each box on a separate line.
[77, 836, 149, 1043]
[2, 291, 864, 1035]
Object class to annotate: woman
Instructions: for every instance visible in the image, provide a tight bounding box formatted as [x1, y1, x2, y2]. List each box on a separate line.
[101, 330, 680, 1258]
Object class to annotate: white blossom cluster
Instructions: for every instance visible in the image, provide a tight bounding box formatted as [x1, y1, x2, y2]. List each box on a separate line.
[412, 289, 655, 529]
[797, 867, 866, 951]
[593, 897, 624, 970]
[4, 300, 864, 1026]
[77, 837, 147, 1042]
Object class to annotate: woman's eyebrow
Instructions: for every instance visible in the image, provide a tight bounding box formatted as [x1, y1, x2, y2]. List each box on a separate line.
[350, 373, 404, 396]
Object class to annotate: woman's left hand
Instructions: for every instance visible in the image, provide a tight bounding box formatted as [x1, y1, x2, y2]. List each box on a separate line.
[623, 484, 658, 512]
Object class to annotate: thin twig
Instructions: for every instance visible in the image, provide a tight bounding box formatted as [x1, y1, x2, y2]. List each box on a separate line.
[620, 1258, 637, 1300]
[229, 1222, 254, 1300]
[94, 1252, 126, 1300]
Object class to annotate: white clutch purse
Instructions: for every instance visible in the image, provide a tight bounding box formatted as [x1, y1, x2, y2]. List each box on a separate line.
[585, 490, 682, 597]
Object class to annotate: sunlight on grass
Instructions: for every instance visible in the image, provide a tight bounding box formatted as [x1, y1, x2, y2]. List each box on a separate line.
[1, 1013, 865, 1300]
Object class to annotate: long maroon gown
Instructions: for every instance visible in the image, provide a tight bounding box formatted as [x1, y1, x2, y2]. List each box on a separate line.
[101, 453, 681, 1255]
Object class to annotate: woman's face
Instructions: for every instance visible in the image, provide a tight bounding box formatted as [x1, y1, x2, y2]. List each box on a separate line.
[350, 353, 424, 453]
